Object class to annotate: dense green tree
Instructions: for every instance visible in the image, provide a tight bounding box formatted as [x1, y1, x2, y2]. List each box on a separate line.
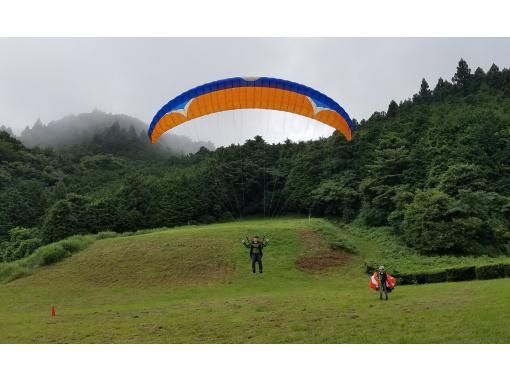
[433, 77, 453, 100]
[452, 58, 472, 89]
[359, 134, 411, 225]
[0, 227, 42, 262]
[472, 67, 486, 90]
[311, 172, 360, 221]
[438, 163, 488, 196]
[402, 188, 464, 253]
[486, 63, 500, 88]
[387, 100, 399, 117]
[403, 188, 509, 255]
[41, 194, 92, 242]
[414, 78, 432, 101]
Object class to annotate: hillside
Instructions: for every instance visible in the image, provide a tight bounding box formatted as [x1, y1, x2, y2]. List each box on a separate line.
[1, 58, 510, 264]
[18, 110, 214, 154]
[0, 218, 509, 343]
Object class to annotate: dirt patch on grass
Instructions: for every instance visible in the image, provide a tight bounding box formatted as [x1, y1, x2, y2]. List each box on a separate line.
[296, 228, 350, 272]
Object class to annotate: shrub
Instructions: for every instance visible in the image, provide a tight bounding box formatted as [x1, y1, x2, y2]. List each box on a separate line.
[59, 236, 93, 252]
[0, 227, 43, 262]
[96, 231, 118, 240]
[402, 189, 463, 254]
[415, 271, 447, 284]
[0, 263, 27, 282]
[218, 211, 234, 222]
[198, 215, 216, 224]
[16, 238, 43, 259]
[39, 244, 69, 266]
[41, 194, 92, 243]
[385, 261, 510, 287]
[0, 231, 99, 282]
[397, 274, 417, 285]
[330, 237, 358, 254]
[476, 264, 505, 280]
[446, 266, 476, 282]
[396, 263, 510, 287]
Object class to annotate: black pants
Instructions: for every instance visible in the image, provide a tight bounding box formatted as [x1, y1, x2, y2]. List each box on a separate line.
[251, 253, 263, 273]
[379, 281, 388, 300]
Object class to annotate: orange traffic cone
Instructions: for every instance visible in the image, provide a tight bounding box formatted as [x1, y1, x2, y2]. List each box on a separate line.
[51, 306, 56, 317]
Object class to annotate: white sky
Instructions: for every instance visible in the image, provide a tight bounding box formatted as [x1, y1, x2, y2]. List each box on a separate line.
[1, 38, 510, 145]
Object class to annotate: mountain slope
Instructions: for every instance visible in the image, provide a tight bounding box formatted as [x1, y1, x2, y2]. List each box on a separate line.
[19, 110, 214, 154]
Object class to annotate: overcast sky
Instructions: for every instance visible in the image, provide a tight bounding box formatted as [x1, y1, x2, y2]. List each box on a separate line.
[1, 38, 510, 145]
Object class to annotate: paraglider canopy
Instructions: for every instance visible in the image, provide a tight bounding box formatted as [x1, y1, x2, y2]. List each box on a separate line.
[148, 77, 355, 143]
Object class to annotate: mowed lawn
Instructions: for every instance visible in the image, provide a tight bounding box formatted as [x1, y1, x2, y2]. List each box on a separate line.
[0, 218, 509, 343]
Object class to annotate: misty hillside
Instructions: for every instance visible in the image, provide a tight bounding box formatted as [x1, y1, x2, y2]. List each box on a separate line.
[0, 125, 14, 136]
[18, 110, 214, 154]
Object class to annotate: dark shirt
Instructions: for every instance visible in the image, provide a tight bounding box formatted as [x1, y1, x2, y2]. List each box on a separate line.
[244, 240, 267, 255]
[251, 243, 262, 254]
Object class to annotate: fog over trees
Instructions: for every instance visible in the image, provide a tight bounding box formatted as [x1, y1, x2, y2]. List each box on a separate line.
[18, 109, 214, 155]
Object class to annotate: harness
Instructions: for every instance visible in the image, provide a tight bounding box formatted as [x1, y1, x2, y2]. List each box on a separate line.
[250, 242, 263, 255]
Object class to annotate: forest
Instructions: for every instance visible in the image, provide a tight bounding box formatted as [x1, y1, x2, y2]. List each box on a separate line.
[1, 59, 509, 262]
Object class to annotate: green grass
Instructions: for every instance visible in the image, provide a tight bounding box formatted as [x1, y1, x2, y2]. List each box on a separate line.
[0, 217, 509, 343]
[322, 220, 510, 274]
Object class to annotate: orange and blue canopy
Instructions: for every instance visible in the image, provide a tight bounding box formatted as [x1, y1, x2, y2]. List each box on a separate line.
[148, 77, 355, 143]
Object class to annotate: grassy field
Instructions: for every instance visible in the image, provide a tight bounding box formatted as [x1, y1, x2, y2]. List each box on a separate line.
[314, 219, 510, 273]
[0, 218, 509, 343]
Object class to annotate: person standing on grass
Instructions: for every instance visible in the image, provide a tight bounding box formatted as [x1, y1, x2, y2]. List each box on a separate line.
[369, 265, 396, 300]
[242, 235, 268, 274]
[377, 266, 389, 300]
